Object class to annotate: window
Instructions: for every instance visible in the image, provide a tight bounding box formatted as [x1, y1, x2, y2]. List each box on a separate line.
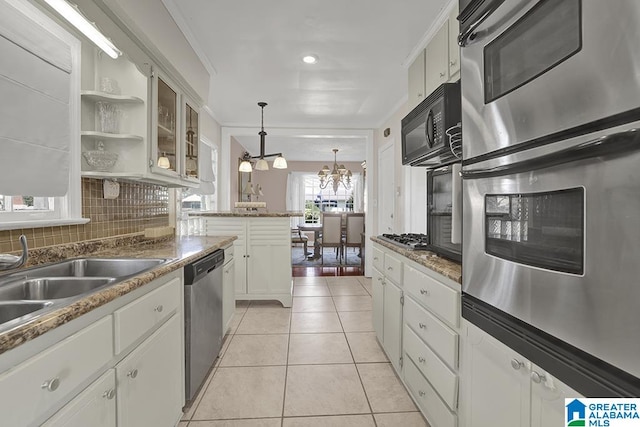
[303, 175, 357, 224]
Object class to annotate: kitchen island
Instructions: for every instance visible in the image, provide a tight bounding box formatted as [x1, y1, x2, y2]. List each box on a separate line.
[191, 211, 303, 307]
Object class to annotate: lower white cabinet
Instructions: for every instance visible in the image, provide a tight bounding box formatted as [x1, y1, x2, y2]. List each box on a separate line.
[459, 320, 582, 427]
[222, 246, 236, 334]
[43, 370, 116, 427]
[116, 314, 183, 427]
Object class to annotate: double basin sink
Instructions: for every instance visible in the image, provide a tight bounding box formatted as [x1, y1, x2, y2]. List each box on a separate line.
[0, 258, 168, 333]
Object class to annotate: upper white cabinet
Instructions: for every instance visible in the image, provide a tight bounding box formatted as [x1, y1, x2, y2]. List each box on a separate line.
[448, 3, 461, 79]
[424, 20, 449, 96]
[408, 49, 426, 111]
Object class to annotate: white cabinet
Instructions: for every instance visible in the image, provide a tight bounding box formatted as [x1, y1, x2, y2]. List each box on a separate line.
[408, 49, 426, 110]
[425, 20, 450, 96]
[116, 314, 183, 427]
[204, 216, 293, 307]
[371, 246, 404, 372]
[459, 320, 583, 427]
[222, 244, 236, 334]
[448, 3, 461, 79]
[43, 370, 116, 427]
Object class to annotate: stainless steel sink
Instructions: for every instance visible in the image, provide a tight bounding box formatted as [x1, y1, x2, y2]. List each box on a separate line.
[0, 277, 116, 301]
[0, 301, 52, 325]
[21, 258, 168, 279]
[0, 257, 170, 333]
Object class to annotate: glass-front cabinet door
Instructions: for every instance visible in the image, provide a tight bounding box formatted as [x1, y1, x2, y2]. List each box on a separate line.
[183, 101, 199, 181]
[155, 76, 178, 173]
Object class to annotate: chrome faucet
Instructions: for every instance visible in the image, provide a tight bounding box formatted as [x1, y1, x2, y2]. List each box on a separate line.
[0, 235, 28, 271]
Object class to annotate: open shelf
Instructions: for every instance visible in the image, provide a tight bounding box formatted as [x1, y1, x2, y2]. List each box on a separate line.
[81, 131, 144, 142]
[81, 90, 144, 104]
[81, 171, 145, 180]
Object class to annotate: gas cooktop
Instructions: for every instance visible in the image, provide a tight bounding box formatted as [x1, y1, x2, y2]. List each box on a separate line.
[379, 233, 430, 250]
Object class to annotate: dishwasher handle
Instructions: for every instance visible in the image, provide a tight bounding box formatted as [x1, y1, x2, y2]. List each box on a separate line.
[184, 249, 225, 286]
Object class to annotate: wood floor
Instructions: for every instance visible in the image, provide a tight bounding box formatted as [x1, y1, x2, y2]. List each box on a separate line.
[292, 266, 364, 277]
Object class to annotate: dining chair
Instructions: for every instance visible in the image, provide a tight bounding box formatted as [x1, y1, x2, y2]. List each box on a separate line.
[291, 228, 309, 255]
[343, 213, 365, 259]
[318, 213, 343, 264]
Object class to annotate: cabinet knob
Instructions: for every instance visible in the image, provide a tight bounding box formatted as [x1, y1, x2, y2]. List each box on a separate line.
[439, 72, 446, 78]
[41, 377, 60, 392]
[450, 59, 457, 66]
[127, 369, 139, 379]
[420, 289, 429, 296]
[387, 266, 393, 271]
[418, 93, 423, 97]
[154, 305, 163, 313]
[510, 359, 525, 370]
[419, 322, 427, 329]
[418, 357, 426, 363]
[103, 389, 116, 400]
[531, 371, 546, 384]
[418, 390, 426, 397]
[377, 277, 383, 282]
[373, 257, 379, 261]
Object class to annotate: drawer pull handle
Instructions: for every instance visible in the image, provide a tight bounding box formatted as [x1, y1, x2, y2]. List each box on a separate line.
[419, 322, 427, 329]
[439, 72, 446, 77]
[103, 389, 116, 400]
[531, 371, 546, 384]
[374, 257, 379, 260]
[418, 390, 426, 397]
[41, 378, 60, 392]
[418, 357, 426, 363]
[154, 305, 164, 313]
[127, 369, 139, 379]
[420, 289, 429, 296]
[511, 359, 525, 370]
[377, 277, 383, 282]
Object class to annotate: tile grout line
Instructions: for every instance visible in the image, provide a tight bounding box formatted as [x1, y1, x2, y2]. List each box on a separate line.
[280, 300, 293, 427]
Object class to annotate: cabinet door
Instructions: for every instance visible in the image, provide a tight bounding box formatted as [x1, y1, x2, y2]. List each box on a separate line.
[459, 321, 530, 427]
[43, 370, 116, 427]
[448, 4, 461, 79]
[425, 20, 449, 95]
[182, 100, 200, 182]
[408, 49, 426, 110]
[372, 268, 385, 344]
[246, 218, 292, 295]
[152, 72, 179, 176]
[530, 365, 583, 427]
[116, 314, 183, 427]
[204, 218, 247, 295]
[383, 279, 403, 372]
[222, 258, 236, 334]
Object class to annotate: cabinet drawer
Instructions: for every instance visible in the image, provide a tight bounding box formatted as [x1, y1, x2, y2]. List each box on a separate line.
[114, 277, 181, 354]
[372, 246, 384, 271]
[384, 252, 403, 285]
[404, 296, 458, 369]
[404, 357, 457, 427]
[43, 369, 116, 427]
[404, 324, 457, 410]
[404, 264, 460, 328]
[0, 316, 113, 427]
[224, 245, 234, 263]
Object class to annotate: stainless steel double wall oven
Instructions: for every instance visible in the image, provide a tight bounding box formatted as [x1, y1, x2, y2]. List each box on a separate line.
[459, 0, 640, 395]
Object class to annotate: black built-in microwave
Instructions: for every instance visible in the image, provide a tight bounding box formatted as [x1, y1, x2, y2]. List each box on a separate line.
[401, 81, 461, 167]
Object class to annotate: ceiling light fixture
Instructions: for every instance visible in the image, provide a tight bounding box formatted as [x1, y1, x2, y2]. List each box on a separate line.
[302, 54, 318, 64]
[44, 0, 122, 59]
[318, 149, 352, 194]
[238, 102, 287, 172]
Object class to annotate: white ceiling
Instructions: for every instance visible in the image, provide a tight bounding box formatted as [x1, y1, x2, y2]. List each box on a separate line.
[163, 0, 449, 159]
[234, 135, 368, 162]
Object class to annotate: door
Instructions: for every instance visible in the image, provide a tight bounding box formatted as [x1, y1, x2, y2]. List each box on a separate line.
[378, 141, 395, 234]
[42, 370, 116, 427]
[459, 321, 530, 427]
[382, 279, 403, 372]
[530, 364, 583, 427]
[116, 315, 183, 427]
[372, 267, 384, 344]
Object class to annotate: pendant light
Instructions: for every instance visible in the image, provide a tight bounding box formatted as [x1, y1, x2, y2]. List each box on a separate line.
[238, 102, 287, 172]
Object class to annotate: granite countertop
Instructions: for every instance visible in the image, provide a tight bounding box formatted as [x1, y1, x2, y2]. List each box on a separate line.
[370, 236, 462, 284]
[0, 234, 236, 355]
[189, 211, 303, 217]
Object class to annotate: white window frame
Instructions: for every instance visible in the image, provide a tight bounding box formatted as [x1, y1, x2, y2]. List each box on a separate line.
[0, 0, 86, 231]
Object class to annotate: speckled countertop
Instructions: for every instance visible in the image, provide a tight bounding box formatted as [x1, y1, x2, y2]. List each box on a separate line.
[0, 234, 236, 355]
[189, 211, 303, 217]
[370, 236, 462, 284]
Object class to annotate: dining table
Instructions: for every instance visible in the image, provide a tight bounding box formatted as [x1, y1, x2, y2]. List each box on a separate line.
[297, 224, 323, 259]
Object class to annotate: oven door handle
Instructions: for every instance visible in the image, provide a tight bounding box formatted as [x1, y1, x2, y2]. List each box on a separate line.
[458, 0, 506, 47]
[462, 128, 640, 179]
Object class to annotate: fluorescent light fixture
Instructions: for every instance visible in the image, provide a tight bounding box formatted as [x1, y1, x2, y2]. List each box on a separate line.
[302, 55, 318, 64]
[44, 0, 122, 59]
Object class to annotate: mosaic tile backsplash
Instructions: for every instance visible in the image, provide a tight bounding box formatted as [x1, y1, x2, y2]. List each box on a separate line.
[0, 178, 170, 253]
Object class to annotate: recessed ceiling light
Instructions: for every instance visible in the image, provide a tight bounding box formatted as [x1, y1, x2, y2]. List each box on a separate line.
[302, 55, 318, 64]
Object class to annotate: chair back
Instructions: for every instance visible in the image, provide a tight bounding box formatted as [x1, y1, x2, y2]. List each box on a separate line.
[321, 213, 342, 245]
[345, 213, 365, 245]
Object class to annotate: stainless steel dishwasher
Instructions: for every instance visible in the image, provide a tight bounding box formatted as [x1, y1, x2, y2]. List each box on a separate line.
[183, 249, 224, 401]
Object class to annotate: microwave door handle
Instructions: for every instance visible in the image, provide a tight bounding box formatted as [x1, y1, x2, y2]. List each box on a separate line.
[425, 110, 434, 148]
[461, 128, 640, 179]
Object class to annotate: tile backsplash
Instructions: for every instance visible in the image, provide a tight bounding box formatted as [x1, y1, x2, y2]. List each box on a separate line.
[0, 178, 170, 253]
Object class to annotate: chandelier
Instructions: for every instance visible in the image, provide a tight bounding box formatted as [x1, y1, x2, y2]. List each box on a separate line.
[238, 102, 287, 172]
[318, 149, 352, 194]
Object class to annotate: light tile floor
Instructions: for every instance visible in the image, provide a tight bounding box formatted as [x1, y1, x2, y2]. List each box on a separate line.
[180, 276, 430, 427]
